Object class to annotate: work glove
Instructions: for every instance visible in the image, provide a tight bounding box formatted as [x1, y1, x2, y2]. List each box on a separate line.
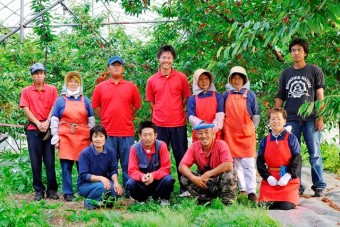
[212, 112, 225, 131]
[267, 176, 278, 186]
[278, 173, 291, 186]
[189, 115, 204, 127]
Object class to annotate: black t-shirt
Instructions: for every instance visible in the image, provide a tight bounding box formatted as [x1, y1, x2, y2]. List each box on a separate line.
[276, 64, 325, 121]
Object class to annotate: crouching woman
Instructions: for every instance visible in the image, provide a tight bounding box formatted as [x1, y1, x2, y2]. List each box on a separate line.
[77, 125, 124, 210]
[257, 108, 302, 210]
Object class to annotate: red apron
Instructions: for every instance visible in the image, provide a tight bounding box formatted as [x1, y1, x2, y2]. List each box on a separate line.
[223, 89, 256, 157]
[59, 96, 90, 161]
[193, 92, 222, 142]
[258, 133, 300, 205]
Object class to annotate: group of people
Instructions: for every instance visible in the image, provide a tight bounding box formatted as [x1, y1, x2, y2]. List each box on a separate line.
[19, 38, 327, 210]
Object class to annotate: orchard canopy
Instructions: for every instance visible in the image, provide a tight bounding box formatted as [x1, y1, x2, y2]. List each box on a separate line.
[0, 0, 339, 139]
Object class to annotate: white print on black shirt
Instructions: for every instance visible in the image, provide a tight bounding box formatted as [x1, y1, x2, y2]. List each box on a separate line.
[286, 76, 311, 98]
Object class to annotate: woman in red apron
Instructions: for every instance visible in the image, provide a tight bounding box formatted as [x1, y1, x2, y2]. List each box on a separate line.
[257, 108, 302, 210]
[50, 72, 95, 201]
[223, 66, 260, 201]
[187, 69, 224, 142]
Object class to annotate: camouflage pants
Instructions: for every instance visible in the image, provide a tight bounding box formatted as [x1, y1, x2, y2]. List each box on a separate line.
[180, 171, 238, 205]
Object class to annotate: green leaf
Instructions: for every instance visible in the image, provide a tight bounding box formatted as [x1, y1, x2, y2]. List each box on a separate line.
[264, 33, 273, 47]
[217, 46, 224, 59]
[224, 46, 231, 59]
[253, 22, 260, 31]
[307, 19, 322, 34]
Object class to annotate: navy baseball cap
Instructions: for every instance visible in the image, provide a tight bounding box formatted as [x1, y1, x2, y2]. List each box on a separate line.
[30, 63, 46, 75]
[194, 123, 215, 130]
[107, 56, 124, 66]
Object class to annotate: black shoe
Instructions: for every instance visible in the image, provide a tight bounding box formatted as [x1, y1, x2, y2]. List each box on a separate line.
[64, 194, 75, 202]
[248, 193, 257, 202]
[47, 191, 60, 200]
[34, 192, 45, 201]
[313, 189, 325, 197]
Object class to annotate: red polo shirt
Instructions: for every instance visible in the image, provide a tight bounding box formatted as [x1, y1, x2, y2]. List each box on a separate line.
[92, 79, 141, 136]
[19, 84, 58, 130]
[128, 141, 171, 181]
[146, 68, 191, 127]
[180, 139, 233, 172]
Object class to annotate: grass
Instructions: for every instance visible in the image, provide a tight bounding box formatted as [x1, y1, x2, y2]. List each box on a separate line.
[0, 149, 280, 226]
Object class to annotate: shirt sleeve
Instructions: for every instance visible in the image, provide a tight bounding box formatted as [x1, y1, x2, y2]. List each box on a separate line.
[108, 150, 118, 178]
[91, 85, 101, 108]
[19, 88, 29, 108]
[182, 75, 191, 98]
[132, 84, 142, 109]
[51, 86, 58, 104]
[216, 92, 224, 112]
[128, 146, 144, 181]
[146, 77, 154, 102]
[84, 97, 94, 117]
[288, 133, 301, 155]
[257, 137, 267, 156]
[218, 141, 233, 163]
[187, 95, 196, 118]
[152, 142, 171, 180]
[313, 66, 325, 90]
[51, 97, 64, 119]
[247, 90, 260, 116]
[78, 150, 92, 182]
[179, 145, 195, 168]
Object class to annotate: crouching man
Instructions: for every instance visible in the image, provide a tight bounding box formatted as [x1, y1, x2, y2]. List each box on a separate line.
[126, 121, 175, 206]
[179, 123, 238, 205]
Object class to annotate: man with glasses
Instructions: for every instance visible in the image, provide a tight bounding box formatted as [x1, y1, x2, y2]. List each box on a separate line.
[178, 123, 238, 205]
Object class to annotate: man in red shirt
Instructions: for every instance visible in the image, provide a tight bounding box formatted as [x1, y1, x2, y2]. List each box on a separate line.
[126, 121, 174, 205]
[146, 45, 191, 196]
[92, 56, 141, 196]
[179, 123, 238, 205]
[19, 63, 59, 201]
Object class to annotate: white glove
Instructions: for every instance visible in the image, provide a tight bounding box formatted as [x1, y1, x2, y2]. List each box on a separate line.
[212, 112, 225, 131]
[51, 135, 59, 145]
[252, 115, 260, 129]
[50, 116, 59, 136]
[189, 115, 204, 127]
[267, 176, 278, 186]
[88, 116, 95, 128]
[278, 173, 291, 186]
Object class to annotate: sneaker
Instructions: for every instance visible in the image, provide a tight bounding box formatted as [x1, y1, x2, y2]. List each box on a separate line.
[313, 189, 325, 197]
[34, 192, 45, 201]
[64, 194, 75, 202]
[179, 191, 191, 197]
[159, 199, 170, 206]
[46, 191, 60, 200]
[248, 193, 257, 202]
[240, 191, 247, 195]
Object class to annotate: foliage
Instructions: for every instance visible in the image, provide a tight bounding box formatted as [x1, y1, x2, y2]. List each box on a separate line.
[0, 0, 339, 141]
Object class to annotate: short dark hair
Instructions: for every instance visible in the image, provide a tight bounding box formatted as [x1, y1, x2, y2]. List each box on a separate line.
[90, 125, 107, 142]
[138, 121, 157, 135]
[289, 38, 309, 58]
[157, 45, 176, 59]
[268, 108, 288, 119]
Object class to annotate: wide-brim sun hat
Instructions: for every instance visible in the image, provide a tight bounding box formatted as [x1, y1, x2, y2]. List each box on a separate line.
[228, 66, 248, 85]
[65, 71, 81, 85]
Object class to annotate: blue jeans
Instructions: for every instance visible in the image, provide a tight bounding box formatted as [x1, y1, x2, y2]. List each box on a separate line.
[156, 126, 188, 192]
[78, 181, 119, 207]
[286, 121, 327, 192]
[26, 130, 58, 193]
[126, 174, 175, 202]
[60, 159, 79, 195]
[105, 136, 134, 195]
